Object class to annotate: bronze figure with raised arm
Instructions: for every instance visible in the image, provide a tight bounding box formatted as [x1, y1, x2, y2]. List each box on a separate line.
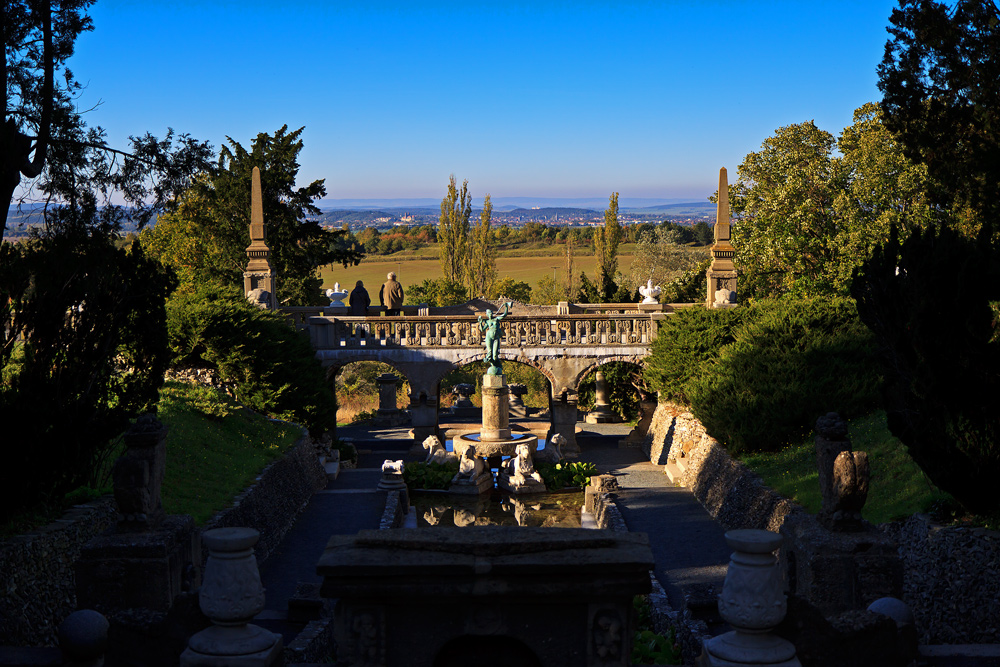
[478, 302, 512, 375]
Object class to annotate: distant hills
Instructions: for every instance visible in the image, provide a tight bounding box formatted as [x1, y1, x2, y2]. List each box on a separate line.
[315, 196, 713, 214]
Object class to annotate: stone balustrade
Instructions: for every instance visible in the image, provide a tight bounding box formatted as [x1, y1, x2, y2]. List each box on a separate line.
[307, 313, 658, 350]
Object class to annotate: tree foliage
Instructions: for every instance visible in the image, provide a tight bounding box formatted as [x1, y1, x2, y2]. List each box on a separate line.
[879, 0, 1000, 230]
[593, 192, 623, 300]
[731, 104, 930, 299]
[852, 224, 1000, 514]
[0, 228, 176, 520]
[2, 0, 212, 238]
[466, 193, 497, 298]
[630, 226, 704, 291]
[142, 126, 361, 305]
[438, 175, 471, 286]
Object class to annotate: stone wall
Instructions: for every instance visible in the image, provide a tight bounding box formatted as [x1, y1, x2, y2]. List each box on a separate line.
[889, 514, 1000, 644]
[644, 401, 801, 532]
[202, 431, 327, 567]
[0, 497, 117, 647]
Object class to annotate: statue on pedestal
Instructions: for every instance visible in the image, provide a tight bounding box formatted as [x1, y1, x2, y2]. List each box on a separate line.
[478, 302, 512, 375]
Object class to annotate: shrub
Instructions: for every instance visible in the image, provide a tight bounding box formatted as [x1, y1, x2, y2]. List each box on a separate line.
[644, 305, 748, 404]
[403, 460, 459, 490]
[536, 461, 597, 489]
[0, 230, 174, 522]
[686, 296, 880, 454]
[166, 283, 335, 433]
[852, 223, 1000, 514]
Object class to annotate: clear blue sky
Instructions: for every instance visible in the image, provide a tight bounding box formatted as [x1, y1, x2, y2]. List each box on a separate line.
[70, 0, 901, 203]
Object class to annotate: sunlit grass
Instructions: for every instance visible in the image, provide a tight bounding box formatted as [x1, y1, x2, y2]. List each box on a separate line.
[158, 381, 302, 524]
[739, 411, 950, 524]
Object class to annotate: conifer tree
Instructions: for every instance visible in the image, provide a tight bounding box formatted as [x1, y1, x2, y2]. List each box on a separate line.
[593, 192, 623, 300]
[438, 175, 471, 286]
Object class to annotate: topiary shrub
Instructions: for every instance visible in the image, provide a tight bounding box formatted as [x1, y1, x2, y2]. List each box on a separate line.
[644, 305, 748, 404]
[685, 296, 880, 455]
[166, 283, 335, 434]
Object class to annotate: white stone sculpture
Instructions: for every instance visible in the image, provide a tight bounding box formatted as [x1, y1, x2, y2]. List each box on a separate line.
[422, 435, 454, 464]
[377, 459, 406, 491]
[639, 279, 662, 304]
[381, 459, 404, 475]
[452, 449, 486, 485]
[533, 434, 565, 464]
[326, 282, 348, 307]
[714, 287, 736, 305]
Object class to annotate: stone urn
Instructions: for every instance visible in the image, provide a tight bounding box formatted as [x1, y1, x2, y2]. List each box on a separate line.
[326, 282, 348, 308]
[639, 279, 662, 304]
[700, 529, 800, 666]
[181, 527, 281, 665]
[451, 383, 475, 408]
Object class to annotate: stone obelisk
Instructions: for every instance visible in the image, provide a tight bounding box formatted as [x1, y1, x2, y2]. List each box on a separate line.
[243, 166, 277, 309]
[706, 167, 738, 308]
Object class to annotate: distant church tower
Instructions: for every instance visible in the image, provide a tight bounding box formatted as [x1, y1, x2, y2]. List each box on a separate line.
[706, 167, 738, 308]
[243, 166, 277, 309]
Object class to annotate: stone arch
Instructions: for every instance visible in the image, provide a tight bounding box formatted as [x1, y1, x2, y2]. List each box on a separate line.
[450, 351, 558, 389]
[570, 353, 648, 390]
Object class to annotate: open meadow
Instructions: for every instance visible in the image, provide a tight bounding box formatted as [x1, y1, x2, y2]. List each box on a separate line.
[321, 252, 635, 295]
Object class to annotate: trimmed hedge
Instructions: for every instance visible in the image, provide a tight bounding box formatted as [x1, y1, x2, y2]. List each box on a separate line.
[644, 296, 880, 455]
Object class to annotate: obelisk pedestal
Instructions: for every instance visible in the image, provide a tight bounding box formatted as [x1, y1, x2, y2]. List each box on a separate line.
[707, 166, 738, 309]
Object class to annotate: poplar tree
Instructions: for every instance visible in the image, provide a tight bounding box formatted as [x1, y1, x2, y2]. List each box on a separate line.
[593, 192, 623, 300]
[466, 193, 497, 298]
[438, 175, 471, 286]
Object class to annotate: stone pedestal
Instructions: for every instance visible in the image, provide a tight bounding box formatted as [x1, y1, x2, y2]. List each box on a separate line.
[76, 515, 200, 614]
[181, 528, 282, 666]
[480, 374, 511, 441]
[374, 373, 404, 427]
[508, 383, 528, 419]
[113, 414, 168, 531]
[408, 393, 439, 450]
[319, 528, 654, 667]
[585, 371, 615, 424]
[700, 530, 800, 667]
[779, 513, 902, 617]
[547, 396, 581, 459]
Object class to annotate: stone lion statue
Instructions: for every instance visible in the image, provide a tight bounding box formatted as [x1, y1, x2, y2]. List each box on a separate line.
[533, 433, 565, 464]
[452, 449, 486, 484]
[504, 442, 543, 485]
[422, 435, 453, 464]
[381, 459, 404, 475]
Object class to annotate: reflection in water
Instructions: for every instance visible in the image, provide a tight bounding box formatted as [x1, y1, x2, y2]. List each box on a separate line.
[414, 489, 584, 528]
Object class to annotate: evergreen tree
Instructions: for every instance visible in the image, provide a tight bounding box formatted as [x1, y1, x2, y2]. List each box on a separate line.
[466, 193, 496, 298]
[438, 175, 471, 286]
[593, 192, 623, 300]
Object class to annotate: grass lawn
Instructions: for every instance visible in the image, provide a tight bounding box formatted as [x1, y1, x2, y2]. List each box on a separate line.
[157, 382, 303, 524]
[738, 410, 950, 524]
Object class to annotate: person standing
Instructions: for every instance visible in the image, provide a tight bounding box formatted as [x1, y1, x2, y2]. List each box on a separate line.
[379, 271, 404, 316]
[349, 280, 371, 316]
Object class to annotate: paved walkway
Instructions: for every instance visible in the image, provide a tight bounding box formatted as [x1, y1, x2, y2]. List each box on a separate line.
[257, 421, 732, 638]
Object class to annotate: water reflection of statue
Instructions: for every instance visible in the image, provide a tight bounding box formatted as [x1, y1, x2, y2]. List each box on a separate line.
[478, 302, 512, 375]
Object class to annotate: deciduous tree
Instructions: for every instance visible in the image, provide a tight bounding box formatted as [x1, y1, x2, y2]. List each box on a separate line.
[466, 193, 496, 298]
[438, 175, 471, 286]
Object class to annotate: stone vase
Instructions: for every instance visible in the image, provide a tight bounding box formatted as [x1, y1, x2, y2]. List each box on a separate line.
[701, 529, 800, 666]
[181, 527, 281, 666]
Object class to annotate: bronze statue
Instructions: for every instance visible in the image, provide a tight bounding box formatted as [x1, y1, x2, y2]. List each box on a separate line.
[478, 302, 512, 375]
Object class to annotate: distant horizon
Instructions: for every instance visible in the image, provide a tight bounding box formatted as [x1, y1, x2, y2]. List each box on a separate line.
[315, 195, 714, 211]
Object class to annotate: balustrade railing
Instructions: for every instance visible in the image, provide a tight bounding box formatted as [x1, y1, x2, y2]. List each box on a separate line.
[306, 314, 658, 350]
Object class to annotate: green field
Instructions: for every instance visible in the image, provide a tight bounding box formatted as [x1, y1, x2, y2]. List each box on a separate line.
[321, 253, 634, 295]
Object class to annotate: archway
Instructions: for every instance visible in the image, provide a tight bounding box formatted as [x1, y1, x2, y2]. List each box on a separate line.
[577, 359, 648, 423]
[329, 360, 411, 426]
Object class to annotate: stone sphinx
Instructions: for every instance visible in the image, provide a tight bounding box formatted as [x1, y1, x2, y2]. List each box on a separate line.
[422, 435, 454, 465]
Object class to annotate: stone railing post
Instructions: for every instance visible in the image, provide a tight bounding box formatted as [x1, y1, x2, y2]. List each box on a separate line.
[700, 529, 800, 667]
[181, 528, 282, 666]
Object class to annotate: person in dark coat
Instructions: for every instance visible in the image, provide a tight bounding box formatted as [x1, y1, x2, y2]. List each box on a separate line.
[349, 280, 371, 316]
[379, 272, 405, 316]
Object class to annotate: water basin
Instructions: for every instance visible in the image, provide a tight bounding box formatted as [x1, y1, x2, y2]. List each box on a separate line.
[409, 488, 585, 528]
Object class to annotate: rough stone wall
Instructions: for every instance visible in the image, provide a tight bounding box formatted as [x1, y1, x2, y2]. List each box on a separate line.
[889, 514, 1000, 644]
[203, 432, 326, 567]
[0, 497, 117, 646]
[646, 401, 801, 532]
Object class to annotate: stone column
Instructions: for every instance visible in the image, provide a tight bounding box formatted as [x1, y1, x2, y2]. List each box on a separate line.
[508, 383, 528, 418]
[181, 528, 282, 666]
[113, 414, 168, 531]
[585, 370, 615, 424]
[480, 374, 511, 441]
[408, 391, 439, 450]
[374, 373, 402, 426]
[700, 529, 800, 667]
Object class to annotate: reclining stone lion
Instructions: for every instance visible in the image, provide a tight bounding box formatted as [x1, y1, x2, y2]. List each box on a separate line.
[423, 435, 455, 464]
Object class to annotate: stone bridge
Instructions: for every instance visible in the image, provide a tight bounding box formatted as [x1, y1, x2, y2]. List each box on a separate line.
[282, 298, 683, 451]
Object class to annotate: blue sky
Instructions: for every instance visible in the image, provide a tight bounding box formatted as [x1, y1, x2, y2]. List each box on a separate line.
[70, 0, 901, 203]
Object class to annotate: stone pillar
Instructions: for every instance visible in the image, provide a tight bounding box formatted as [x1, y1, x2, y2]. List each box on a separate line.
[374, 373, 402, 426]
[181, 528, 282, 666]
[408, 391, 439, 449]
[585, 370, 615, 424]
[113, 414, 167, 531]
[700, 529, 800, 667]
[706, 166, 738, 309]
[547, 392, 580, 460]
[480, 373, 511, 441]
[508, 383, 528, 418]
